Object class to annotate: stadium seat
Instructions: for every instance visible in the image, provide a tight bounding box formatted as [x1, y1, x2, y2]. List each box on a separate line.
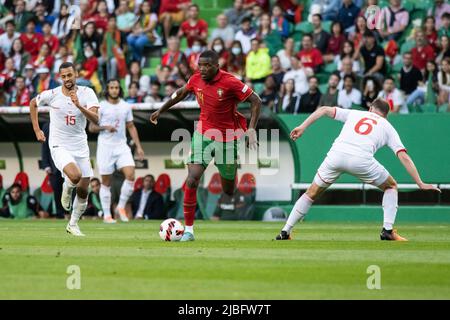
[134, 177, 144, 192]
[400, 39, 416, 55]
[33, 175, 55, 214]
[234, 173, 256, 220]
[295, 21, 313, 34]
[14, 172, 30, 194]
[155, 174, 172, 211]
[323, 62, 338, 74]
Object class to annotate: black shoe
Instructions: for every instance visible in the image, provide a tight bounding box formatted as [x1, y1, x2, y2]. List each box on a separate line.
[275, 230, 291, 240]
[380, 228, 408, 241]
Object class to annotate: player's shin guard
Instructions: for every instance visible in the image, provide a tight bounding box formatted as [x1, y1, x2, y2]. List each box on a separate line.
[100, 184, 112, 218]
[117, 180, 134, 209]
[282, 194, 314, 234]
[183, 185, 197, 232]
[69, 195, 88, 226]
[382, 188, 398, 230]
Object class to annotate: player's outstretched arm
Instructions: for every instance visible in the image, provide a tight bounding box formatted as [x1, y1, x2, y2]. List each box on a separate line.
[29, 98, 46, 142]
[149, 85, 190, 125]
[397, 151, 441, 192]
[290, 106, 335, 141]
[88, 121, 117, 134]
[126, 121, 145, 160]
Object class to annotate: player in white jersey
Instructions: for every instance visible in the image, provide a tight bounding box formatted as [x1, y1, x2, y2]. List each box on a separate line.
[88, 79, 144, 223]
[275, 99, 441, 241]
[29, 62, 100, 236]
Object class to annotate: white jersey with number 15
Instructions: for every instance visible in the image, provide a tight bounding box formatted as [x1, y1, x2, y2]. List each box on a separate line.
[329, 108, 406, 159]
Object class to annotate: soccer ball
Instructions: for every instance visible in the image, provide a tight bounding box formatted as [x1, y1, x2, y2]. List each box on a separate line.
[159, 218, 184, 241]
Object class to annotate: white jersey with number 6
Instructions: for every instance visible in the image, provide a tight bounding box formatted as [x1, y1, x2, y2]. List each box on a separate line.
[330, 107, 406, 159]
[36, 86, 100, 157]
[98, 99, 133, 146]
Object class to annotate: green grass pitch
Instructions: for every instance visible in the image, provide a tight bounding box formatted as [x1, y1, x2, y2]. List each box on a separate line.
[0, 220, 449, 299]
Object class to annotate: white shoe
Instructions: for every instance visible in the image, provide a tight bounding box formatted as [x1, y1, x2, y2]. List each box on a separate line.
[66, 223, 85, 237]
[103, 216, 117, 224]
[116, 207, 129, 222]
[61, 188, 73, 211]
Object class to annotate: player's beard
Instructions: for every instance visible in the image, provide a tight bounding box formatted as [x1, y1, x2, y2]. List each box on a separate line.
[109, 94, 120, 102]
[64, 80, 75, 90]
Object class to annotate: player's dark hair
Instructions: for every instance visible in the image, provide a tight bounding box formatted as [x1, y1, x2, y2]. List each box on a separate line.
[104, 78, 124, 99]
[199, 50, 219, 65]
[370, 98, 390, 116]
[59, 61, 75, 72]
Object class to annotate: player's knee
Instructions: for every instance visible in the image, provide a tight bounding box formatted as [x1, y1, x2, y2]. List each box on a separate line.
[305, 188, 319, 200]
[69, 172, 82, 185]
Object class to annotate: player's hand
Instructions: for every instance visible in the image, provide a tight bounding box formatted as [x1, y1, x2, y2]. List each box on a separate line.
[246, 128, 258, 150]
[102, 125, 117, 133]
[149, 111, 160, 125]
[290, 126, 305, 141]
[34, 129, 46, 142]
[136, 146, 145, 161]
[419, 183, 441, 193]
[69, 91, 81, 108]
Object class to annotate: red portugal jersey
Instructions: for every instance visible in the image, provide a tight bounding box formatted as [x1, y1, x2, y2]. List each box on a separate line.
[186, 70, 253, 142]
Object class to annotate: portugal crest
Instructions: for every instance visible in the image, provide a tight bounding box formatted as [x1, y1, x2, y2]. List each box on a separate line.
[217, 88, 223, 99]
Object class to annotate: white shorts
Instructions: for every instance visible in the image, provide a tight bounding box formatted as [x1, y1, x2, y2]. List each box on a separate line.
[314, 151, 390, 188]
[96, 143, 135, 175]
[50, 146, 93, 178]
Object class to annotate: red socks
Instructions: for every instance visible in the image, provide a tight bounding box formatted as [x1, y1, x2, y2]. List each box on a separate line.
[183, 185, 197, 226]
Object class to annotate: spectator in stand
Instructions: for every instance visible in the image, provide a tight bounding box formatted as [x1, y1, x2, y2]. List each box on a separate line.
[0, 183, 47, 219]
[276, 78, 300, 113]
[276, 0, 300, 24]
[53, 45, 73, 76]
[439, 13, 450, 38]
[90, 0, 110, 34]
[297, 34, 323, 75]
[243, 0, 270, 12]
[177, 4, 208, 52]
[378, 76, 406, 113]
[358, 31, 386, 81]
[78, 43, 102, 93]
[312, 0, 340, 22]
[13, 0, 34, 33]
[277, 37, 295, 70]
[187, 39, 205, 71]
[436, 35, 450, 65]
[349, 16, 367, 53]
[174, 60, 194, 87]
[100, 16, 126, 82]
[34, 2, 55, 34]
[160, 36, 187, 70]
[429, 0, 450, 30]
[235, 16, 257, 54]
[8, 76, 31, 106]
[227, 40, 246, 80]
[125, 81, 144, 103]
[116, 0, 137, 34]
[125, 61, 151, 97]
[31, 43, 54, 70]
[81, 21, 103, 57]
[1, 58, 16, 89]
[130, 174, 164, 220]
[257, 13, 272, 39]
[438, 57, 450, 106]
[311, 14, 330, 55]
[245, 38, 271, 83]
[41, 22, 59, 56]
[127, 1, 162, 62]
[85, 178, 103, 218]
[271, 4, 290, 40]
[52, 3, 75, 45]
[9, 39, 30, 76]
[337, 0, 360, 33]
[335, 40, 360, 73]
[411, 29, 436, 72]
[298, 76, 322, 113]
[399, 52, 423, 98]
[144, 81, 164, 103]
[282, 55, 309, 95]
[225, 0, 250, 32]
[361, 76, 381, 110]
[257, 13, 283, 56]
[324, 21, 346, 63]
[154, 65, 174, 86]
[424, 16, 438, 51]
[210, 14, 235, 48]
[23, 64, 35, 95]
[337, 74, 362, 109]
[250, 5, 264, 29]
[270, 55, 285, 90]
[20, 19, 44, 59]
[211, 37, 230, 70]
[406, 60, 439, 107]
[319, 72, 340, 107]
[32, 66, 58, 96]
[379, 0, 409, 41]
[159, 0, 191, 42]
[259, 75, 278, 109]
[0, 20, 20, 57]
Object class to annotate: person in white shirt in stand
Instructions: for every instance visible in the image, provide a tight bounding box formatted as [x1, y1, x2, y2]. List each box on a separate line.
[276, 99, 441, 241]
[378, 76, 407, 113]
[337, 74, 361, 108]
[88, 79, 145, 223]
[29, 62, 100, 236]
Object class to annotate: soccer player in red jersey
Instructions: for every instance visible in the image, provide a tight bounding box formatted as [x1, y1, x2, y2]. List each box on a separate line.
[150, 50, 262, 241]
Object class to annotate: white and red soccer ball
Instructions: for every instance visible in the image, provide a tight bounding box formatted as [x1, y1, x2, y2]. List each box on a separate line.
[159, 218, 184, 241]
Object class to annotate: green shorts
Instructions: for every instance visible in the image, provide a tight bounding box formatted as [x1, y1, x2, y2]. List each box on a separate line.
[186, 131, 239, 180]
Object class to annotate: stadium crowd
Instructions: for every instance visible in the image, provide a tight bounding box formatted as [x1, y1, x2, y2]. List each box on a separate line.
[0, 0, 450, 219]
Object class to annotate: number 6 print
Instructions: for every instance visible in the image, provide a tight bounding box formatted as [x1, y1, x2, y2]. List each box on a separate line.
[354, 117, 378, 135]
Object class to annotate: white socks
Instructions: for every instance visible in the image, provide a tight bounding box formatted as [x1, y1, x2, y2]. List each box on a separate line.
[117, 180, 134, 209]
[63, 179, 76, 196]
[185, 225, 194, 234]
[382, 188, 398, 230]
[70, 195, 88, 226]
[282, 194, 314, 234]
[100, 184, 112, 218]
